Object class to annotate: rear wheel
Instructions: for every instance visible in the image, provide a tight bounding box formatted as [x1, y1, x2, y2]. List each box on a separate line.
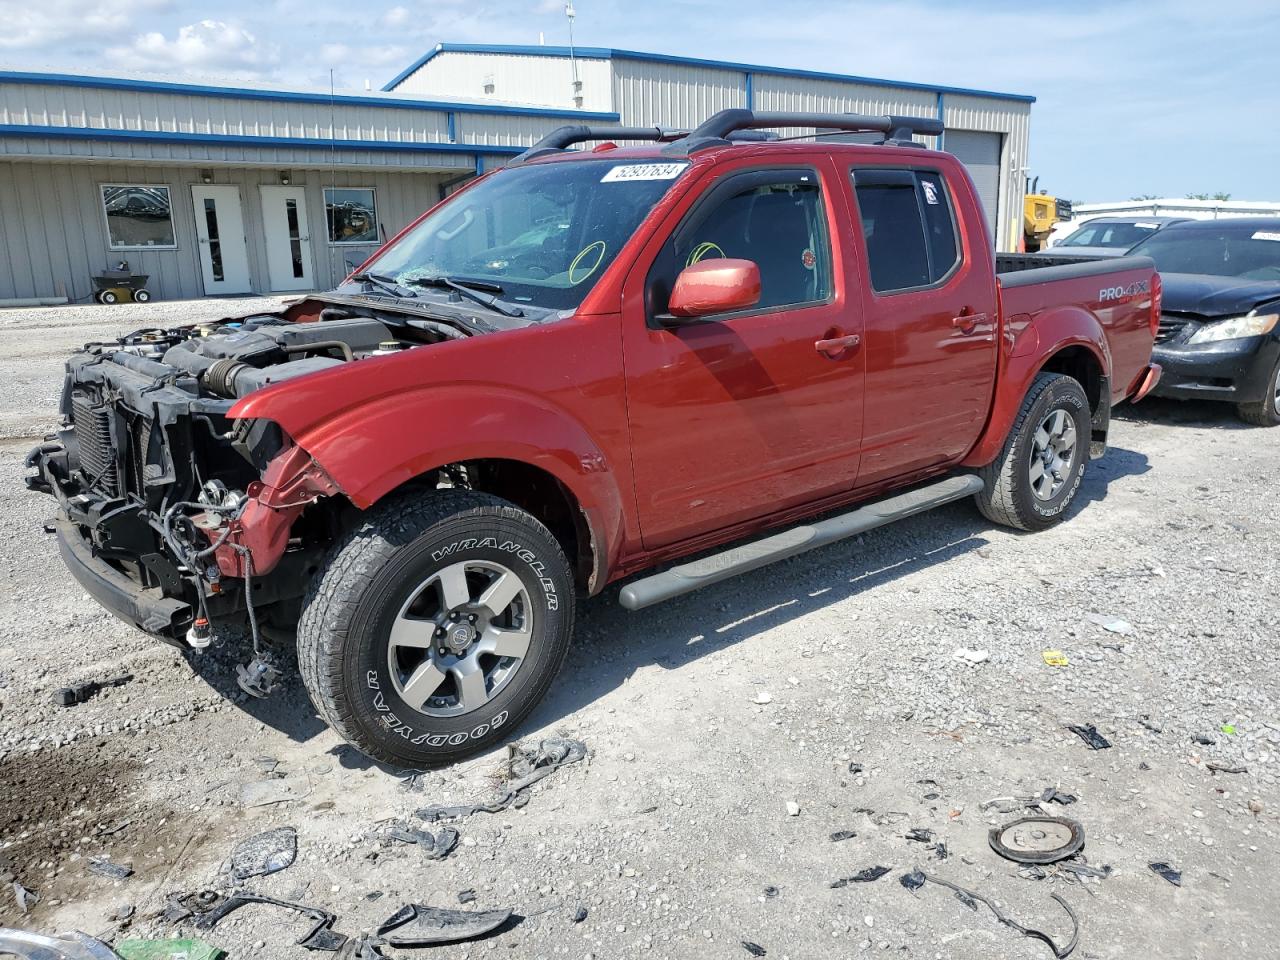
[133, 288, 151, 303]
[975, 372, 1090, 531]
[297, 490, 574, 768]
[1236, 354, 1280, 426]
[98, 290, 118, 304]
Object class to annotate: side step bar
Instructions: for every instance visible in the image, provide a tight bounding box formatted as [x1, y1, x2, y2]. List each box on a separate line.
[618, 474, 984, 611]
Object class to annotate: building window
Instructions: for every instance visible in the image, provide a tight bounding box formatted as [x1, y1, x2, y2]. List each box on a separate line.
[324, 188, 379, 244]
[101, 185, 176, 249]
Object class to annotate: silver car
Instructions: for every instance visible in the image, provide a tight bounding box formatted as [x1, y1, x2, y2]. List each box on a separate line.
[1041, 215, 1190, 259]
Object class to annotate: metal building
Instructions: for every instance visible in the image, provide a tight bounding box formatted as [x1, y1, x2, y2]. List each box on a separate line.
[0, 71, 616, 304]
[387, 44, 1034, 250]
[0, 45, 1032, 304]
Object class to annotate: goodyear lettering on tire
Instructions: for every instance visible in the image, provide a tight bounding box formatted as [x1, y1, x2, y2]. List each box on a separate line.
[365, 668, 509, 745]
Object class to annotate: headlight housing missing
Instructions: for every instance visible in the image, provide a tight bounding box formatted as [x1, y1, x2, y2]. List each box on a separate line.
[1188, 312, 1279, 345]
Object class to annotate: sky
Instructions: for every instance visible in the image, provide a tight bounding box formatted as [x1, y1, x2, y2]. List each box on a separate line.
[2, 0, 1278, 202]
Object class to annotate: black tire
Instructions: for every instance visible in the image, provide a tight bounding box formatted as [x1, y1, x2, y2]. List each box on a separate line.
[1236, 354, 1280, 426]
[974, 372, 1090, 532]
[99, 290, 118, 304]
[133, 289, 151, 303]
[297, 490, 575, 768]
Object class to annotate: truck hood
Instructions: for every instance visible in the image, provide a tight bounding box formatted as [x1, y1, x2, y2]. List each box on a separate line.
[1160, 273, 1280, 318]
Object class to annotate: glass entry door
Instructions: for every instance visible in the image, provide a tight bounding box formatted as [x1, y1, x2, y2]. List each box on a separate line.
[190, 185, 251, 294]
[260, 185, 315, 291]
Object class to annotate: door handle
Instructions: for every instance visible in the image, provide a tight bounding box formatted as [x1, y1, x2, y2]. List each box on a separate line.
[815, 333, 861, 357]
[952, 311, 988, 333]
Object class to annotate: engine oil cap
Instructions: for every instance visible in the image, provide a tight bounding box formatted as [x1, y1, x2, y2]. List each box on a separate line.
[988, 816, 1085, 864]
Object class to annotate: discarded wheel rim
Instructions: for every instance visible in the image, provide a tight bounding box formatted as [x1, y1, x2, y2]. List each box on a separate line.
[988, 816, 1085, 864]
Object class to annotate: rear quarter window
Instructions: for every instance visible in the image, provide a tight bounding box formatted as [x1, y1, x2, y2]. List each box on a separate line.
[852, 168, 961, 294]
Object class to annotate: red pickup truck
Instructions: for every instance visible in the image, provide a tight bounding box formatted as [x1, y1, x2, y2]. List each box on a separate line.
[27, 110, 1161, 766]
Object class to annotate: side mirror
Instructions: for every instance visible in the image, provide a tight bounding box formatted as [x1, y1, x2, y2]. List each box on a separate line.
[666, 258, 761, 321]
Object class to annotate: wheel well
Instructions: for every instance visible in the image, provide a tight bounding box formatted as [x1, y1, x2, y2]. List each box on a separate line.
[1039, 346, 1109, 456]
[374, 459, 595, 591]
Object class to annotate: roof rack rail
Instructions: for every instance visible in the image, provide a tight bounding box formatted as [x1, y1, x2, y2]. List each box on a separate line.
[508, 125, 689, 165]
[662, 109, 945, 156]
[508, 124, 780, 165]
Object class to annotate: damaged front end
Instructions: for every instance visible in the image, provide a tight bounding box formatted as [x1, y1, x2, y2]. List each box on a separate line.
[22, 308, 413, 649]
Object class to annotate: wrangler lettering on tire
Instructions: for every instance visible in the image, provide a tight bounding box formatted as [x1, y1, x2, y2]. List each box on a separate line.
[974, 372, 1091, 532]
[297, 490, 574, 769]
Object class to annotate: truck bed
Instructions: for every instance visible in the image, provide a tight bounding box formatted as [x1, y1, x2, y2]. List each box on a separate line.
[996, 252, 1158, 404]
[996, 252, 1137, 276]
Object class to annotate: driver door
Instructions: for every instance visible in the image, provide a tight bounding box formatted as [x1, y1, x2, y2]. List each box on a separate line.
[621, 162, 865, 549]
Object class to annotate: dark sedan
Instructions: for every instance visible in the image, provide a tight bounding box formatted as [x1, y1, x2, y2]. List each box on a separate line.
[1128, 218, 1280, 425]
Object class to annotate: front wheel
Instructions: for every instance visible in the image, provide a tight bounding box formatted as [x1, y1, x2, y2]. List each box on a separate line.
[1236, 353, 1280, 426]
[974, 372, 1090, 532]
[297, 490, 575, 768]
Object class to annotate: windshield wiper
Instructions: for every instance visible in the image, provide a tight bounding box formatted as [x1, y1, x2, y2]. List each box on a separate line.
[348, 272, 418, 299]
[406, 275, 523, 318]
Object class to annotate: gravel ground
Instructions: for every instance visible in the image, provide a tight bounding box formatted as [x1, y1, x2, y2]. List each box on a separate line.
[0, 300, 1277, 959]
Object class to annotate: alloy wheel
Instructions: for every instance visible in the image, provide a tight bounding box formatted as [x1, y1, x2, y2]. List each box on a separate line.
[1028, 409, 1077, 501]
[386, 560, 533, 717]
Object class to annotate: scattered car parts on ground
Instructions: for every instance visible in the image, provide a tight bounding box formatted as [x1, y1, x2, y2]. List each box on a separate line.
[1149, 862, 1183, 887]
[1065, 724, 1112, 750]
[375, 903, 513, 948]
[53, 674, 132, 707]
[415, 739, 586, 822]
[0, 928, 118, 960]
[989, 816, 1086, 865]
[905, 870, 1079, 958]
[229, 826, 297, 880]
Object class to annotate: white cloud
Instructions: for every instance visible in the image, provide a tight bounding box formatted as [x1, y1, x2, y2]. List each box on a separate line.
[383, 5, 412, 27]
[108, 20, 280, 76]
[0, 0, 168, 50]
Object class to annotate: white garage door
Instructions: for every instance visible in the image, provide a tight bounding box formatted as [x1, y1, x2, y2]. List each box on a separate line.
[946, 130, 1002, 242]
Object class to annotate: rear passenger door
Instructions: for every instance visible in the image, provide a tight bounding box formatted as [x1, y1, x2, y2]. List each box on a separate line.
[849, 167, 998, 486]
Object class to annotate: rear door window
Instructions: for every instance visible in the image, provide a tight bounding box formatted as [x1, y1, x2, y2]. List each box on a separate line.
[852, 168, 961, 293]
[649, 168, 832, 316]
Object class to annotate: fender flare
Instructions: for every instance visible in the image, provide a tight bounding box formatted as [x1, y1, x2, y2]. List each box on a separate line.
[963, 305, 1111, 468]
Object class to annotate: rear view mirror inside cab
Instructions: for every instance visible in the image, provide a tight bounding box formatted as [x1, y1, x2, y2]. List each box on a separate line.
[663, 259, 762, 323]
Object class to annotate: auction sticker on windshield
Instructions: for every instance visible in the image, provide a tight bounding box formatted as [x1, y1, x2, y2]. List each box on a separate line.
[601, 163, 689, 182]
[1251, 231, 1280, 242]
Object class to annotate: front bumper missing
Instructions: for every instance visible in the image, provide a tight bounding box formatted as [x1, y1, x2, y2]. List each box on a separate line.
[28, 435, 335, 644]
[56, 518, 192, 642]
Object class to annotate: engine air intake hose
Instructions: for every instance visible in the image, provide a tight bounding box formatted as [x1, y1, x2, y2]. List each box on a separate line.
[203, 357, 249, 398]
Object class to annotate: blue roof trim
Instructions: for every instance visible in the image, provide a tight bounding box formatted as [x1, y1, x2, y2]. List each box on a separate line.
[387, 42, 1036, 104]
[0, 123, 526, 155]
[0, 70, 619, 121]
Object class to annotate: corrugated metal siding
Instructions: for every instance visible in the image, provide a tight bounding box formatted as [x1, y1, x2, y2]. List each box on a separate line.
[753, 75, 937, 127]
[0, 160, 449, 302]
[395, 52, 614, 112]
[0, 135, 480, 169]
[454, 112, 576, 148]
[612, 60, 746, 129]
[944, 94, 1030, 251]
[1, 82, 453, 145]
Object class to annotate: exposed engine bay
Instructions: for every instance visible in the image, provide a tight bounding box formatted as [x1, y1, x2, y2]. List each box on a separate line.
[24, 294, 497, 664]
